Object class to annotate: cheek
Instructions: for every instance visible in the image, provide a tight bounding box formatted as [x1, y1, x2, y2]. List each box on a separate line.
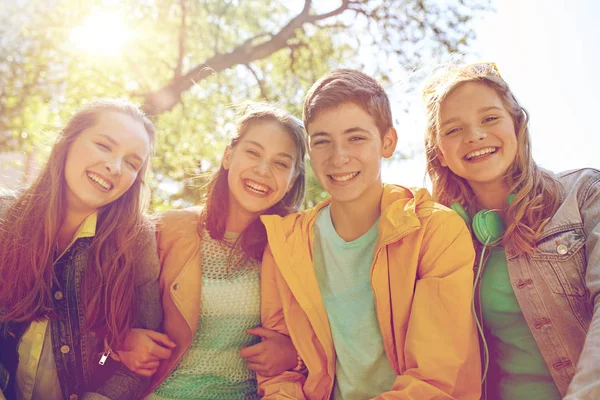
[117, 171, 140, 193]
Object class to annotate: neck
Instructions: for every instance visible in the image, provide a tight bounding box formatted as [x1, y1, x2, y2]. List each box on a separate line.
[225, 205, 257, 234]
[57, 208, 91, 254]
[470, 180, 512, 212]
[329, 184, 383, 242]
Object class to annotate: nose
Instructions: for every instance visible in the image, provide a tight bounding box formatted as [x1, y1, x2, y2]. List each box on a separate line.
[104, 158, 121, 176]
[331, 144, 350, 168]
[253, 160, 271, 177]
[464, 126, 487, 143]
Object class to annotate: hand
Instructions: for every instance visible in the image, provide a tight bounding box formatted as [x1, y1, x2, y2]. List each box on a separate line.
[116, 328, 176, 377]
[240, 327, 298, 377]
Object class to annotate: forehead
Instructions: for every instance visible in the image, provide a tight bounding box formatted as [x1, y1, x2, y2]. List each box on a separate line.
[440, 82, 506, 117]
[307, 102, 377, 135]
[81, 111, 151, 160]
[240, 119, 297, 155]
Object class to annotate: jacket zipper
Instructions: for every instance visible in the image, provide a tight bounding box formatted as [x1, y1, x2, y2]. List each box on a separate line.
[370, 227, 419, 372]
[99, 349, 111, 366]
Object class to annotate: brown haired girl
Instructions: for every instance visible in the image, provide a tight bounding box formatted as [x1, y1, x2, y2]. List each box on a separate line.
[0, 99, 161, 399]
[423, 63, 600, 399]
[117, 102, 307, 399]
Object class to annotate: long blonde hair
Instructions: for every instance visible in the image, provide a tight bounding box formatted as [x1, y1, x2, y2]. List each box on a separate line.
[423, 63, 561, 254]
[0, 99, 155, 347]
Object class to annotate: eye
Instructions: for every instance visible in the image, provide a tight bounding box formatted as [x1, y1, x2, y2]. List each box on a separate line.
[246, 149, 260, 157]
[96, 142, 111, 151]
[313, 139, 329, 146]
[349, 136, 365, 142]
[275, 161, 290, 169]
[483, 116, 499, 123]
[125, 160, 138, 170]
[444, 127, 460, 136]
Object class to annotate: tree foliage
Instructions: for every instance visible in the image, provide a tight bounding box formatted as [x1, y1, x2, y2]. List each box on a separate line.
[0, 0, 489, 209]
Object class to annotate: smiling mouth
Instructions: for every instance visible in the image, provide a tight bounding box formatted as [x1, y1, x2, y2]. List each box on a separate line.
[328, 172, 359, 182]
[465, 147, 498, 161]
[244, 179, 271, 196]
[87, 171, 113, 191]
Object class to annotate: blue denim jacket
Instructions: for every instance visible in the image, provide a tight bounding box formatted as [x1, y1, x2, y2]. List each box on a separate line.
[0, 201, 162, 399]
[475, 168, 600, 399]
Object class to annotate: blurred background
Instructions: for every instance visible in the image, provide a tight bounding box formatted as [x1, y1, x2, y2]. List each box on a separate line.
[1, 0, 598, 210]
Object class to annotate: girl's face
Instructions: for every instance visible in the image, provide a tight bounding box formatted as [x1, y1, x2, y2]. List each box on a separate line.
[64, 111, 151, 215]
[436, 82, 518, 190]
[224, 119, 298, 218]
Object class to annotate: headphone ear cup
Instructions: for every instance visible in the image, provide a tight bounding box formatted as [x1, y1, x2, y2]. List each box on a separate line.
[472, 210, 505, 246]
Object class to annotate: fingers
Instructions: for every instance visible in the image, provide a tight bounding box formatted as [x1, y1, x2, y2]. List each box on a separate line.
[146, 330, 176, 348]
[148, 344, 172, 360]
[246, 327, 280, 339]
[245, 361, 262, 373]
[133, 367, 158, 377]
[239, 342, 263, 359]
[135, 360, 160, 370]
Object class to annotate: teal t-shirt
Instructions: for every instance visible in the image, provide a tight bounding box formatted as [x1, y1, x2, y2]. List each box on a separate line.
[480, 246, 561, 400]
[313, 206, 397, 399]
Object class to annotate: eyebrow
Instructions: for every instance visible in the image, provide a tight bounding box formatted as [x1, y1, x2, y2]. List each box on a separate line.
[245, 140, 294, 160]
[309, 126, 374, 138]
[97, 133, 144, 162]
[440, 106, 504, 127]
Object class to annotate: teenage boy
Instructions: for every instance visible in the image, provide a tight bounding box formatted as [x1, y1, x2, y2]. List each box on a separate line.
[257, 69, 481, 399]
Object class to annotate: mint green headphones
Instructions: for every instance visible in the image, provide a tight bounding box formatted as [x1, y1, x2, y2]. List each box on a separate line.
[450, 194, 514, 246]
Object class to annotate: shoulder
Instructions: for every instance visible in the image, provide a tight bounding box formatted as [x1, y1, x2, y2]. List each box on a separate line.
[156, 207, 203, 239]
[383, 184, 464, 227]
[557, 168, 600, 198]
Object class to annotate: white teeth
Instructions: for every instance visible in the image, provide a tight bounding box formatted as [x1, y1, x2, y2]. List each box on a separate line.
[329, 172, 359, 182]
[87, 172, 112, 190]
[466, 147, 497, 160]
[245, 180, 269, 194]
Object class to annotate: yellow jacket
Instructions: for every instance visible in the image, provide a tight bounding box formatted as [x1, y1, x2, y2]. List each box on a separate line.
[257, 184, 482, 399]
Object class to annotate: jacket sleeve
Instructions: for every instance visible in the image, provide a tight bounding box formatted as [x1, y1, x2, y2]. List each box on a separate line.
[85, 221, 162, 400]
[565, 173, 600, 399]
[257, 246, 308, 400]
[372, 212, 481, 400]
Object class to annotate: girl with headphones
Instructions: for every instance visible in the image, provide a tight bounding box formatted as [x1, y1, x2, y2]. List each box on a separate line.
[423, 63, 599, 399]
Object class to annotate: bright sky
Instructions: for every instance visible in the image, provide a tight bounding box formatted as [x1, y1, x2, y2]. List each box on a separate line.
[383, 0, 600, 188]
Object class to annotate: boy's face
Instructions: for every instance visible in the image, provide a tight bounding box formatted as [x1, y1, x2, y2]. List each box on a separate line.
[306, 102, 397, 206]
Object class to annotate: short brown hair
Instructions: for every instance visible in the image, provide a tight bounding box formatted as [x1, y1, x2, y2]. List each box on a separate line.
[303, 69, 393, 137]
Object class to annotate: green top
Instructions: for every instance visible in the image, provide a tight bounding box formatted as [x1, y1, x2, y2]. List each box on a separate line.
[313, 206, 397, 399]
[480, 246, 561, 400]
[147, 230, 261, 400]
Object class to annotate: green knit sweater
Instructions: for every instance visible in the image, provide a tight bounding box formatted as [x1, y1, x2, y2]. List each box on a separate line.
[147, 230, 261, 400]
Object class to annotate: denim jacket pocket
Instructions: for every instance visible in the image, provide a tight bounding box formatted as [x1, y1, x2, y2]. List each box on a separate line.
[530, 228, 587, 298]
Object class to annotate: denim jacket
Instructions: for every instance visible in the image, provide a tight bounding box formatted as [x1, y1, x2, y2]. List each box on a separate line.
[0, 197, 162, 400]
[475, 168, 600, 399]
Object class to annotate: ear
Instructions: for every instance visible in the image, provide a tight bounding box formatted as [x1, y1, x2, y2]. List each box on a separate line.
[435, 147, 448, 167]
[381, 127, 398, 159]
[222, 146, 233, 170]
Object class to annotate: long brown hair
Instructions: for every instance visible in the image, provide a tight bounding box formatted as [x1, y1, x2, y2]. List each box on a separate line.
[0, 99, 155, 347]
[423, 63, 561, 254]
[204, 102, 306, 261]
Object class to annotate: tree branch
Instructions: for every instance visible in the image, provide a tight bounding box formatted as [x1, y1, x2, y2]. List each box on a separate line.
[174, 0, 187, 79]
[245, 63, 269, 101]
[141, 0, 351, 115]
